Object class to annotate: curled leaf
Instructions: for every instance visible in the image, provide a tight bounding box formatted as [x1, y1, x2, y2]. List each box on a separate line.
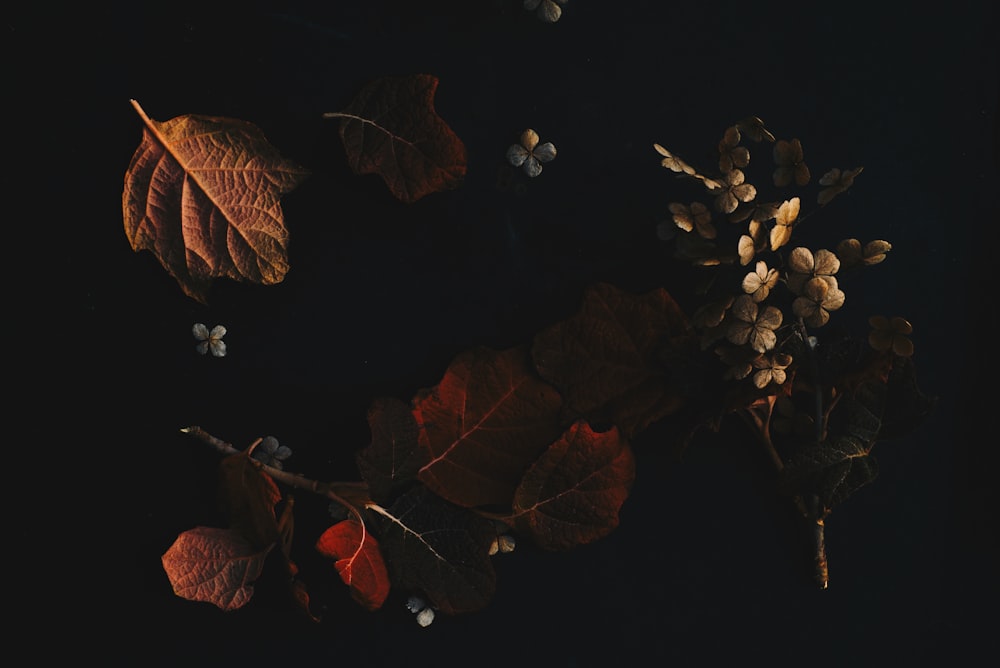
[315, 519, 391, 612]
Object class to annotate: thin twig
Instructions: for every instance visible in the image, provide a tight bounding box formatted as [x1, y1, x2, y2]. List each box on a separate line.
[181, 425, 369, 522]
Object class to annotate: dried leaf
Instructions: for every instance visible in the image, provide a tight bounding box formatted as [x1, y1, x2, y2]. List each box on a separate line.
[413, 345, 564, 508]
[356, 397, 427, 505]
[161, 526, 274, 612]
[510, 421, 635, 550]
[123, 100, 309, 304]
[324, 74, 467, 203]
[218, 452, 282, 550]
[370, 487, 496, 615]
[315, 519, 391, 612]
[532, 282, 691, 437]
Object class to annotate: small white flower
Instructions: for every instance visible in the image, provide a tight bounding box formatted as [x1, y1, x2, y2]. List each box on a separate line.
[416, 607, 435, 627]
[405, 595, 436, 627]
[192, 323, 227, 357]
[507, 129, 557, 178]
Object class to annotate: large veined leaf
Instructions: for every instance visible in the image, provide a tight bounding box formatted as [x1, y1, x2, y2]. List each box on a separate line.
[368, 487, 496, 615]
[413, 345, 564, 508]
[123, 100, 310, 303]
[532, 282, 692, 437]
[323, 74, 467, 203]
[161, 526, 274, 612]
[510, 420, 635, 550]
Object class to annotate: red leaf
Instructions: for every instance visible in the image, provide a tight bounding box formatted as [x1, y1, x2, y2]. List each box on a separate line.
[315, 519, 391, 612]
[161, 526, 274, 612]
[324, 74, 467, 203]
[414, 345, 564, 507]
[218, 452, 282, 549]
[356, 397, 428, 505]
[532, 282, 691, 437]
[510, 421, 635, 550]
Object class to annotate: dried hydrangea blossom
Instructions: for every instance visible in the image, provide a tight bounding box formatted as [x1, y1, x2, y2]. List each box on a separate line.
[718, 125, 750, 173]
[714, 168, 757, 214]
[192, 323, 227, 357]
[792, 277, 846, 327]
[741, 260, 779, 302]
[769, 197, 800, 251]
[252, 436, 292, 469]
[786, 247, 841, 294]
[524, 0, 569, 23]
[836, 238, 892, 268]
[868, 315, 914, 357]
[818, 166, 863, 205]
[507, 128, 557, 177]
[727, 294, 783, 353]
[669, 201, 716, 239]
[751, 352, 792, 389]
[773, 138, 810, 187]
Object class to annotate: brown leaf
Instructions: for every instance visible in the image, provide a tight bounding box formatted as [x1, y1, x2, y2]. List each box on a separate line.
[123, 100, 309, 304]
[324, 74, 467, 203]
[370, 486, 496, 615]
[510, 421, 635, 550]
[413, 345, 564, 508]
[161, 526, 274, 612]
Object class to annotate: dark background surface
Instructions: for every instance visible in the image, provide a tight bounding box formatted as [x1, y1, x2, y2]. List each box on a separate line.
[14, 0, 998, 665]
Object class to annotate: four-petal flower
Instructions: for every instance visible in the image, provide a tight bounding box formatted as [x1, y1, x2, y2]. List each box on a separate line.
[507, 129, 557, 177]
[727, 294, 783, 353]
[192, 323, 227, 357]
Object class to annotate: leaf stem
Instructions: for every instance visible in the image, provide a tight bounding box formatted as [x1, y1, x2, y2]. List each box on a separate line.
[181, 425, 370, 523]
[794, 320, 830, 589]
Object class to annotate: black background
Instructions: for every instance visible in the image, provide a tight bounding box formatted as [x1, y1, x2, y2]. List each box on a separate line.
[14, 0, 998, 665]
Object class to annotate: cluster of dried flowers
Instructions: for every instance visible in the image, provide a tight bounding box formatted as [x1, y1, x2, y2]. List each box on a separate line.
[654, 117, 906, 390]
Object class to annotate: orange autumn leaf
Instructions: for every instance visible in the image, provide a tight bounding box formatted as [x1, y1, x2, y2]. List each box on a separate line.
[315, 519, 391, 612]
[161, 526, 274, 612]
[123, 100, 310, 304]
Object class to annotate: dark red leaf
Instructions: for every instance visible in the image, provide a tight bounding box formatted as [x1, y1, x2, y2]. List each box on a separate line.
[413, 345, 564, 507]
[315, 519, 391, 612]
[356, 397, 427, 505]
[532, 282, 691, 437]
[161, 526, 274, 612]
[218, 453, 281, 549]
[370, 486, 496, 615]
[324, 74, 467, 203]
[510, 421, 635, 550]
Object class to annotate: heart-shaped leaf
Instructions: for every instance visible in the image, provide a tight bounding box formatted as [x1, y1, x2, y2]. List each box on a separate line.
[509, 421, 635, 550]
[369, 486, 496, 615]
[161, 526, 274, 612]
[414, 345, 564, 508]
[123, 100, 310, 304]
[315, 519, 391, 612]
[323, 74, 467, 203]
